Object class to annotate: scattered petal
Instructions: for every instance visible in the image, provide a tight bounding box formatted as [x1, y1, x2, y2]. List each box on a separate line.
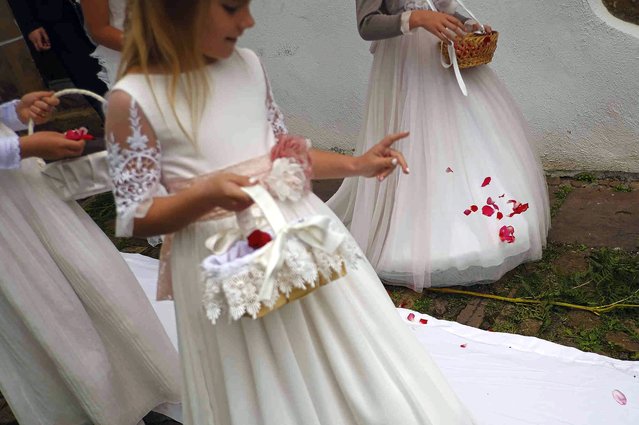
[460, 343, 468, 348]
[612, 389, 627, 406]
[247, 230, 272, 249]
[446, 167, 454, 173]
[507, 200, 517, 204]
[464, 209, 472, 216]
[481, 177, 492, 187]
[487, 197, 494, 205]
[407, 313, 416, 322]
[499, 225, 516, 243]
[419, 319, 428, 325]
[499, 194, 505, 198]
[509, 202, 530, 217]
[470, 205, 479, 212]
[497, 212, 504, 220]
[482, 205, 495, 217]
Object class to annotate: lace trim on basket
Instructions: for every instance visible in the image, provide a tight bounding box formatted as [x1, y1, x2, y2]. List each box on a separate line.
[201, 223, 362, 323]
[106, 99, 162, 237]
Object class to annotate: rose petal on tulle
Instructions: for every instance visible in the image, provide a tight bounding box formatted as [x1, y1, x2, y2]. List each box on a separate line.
[482, 205, 495, 217]
[407, 313, 416, 321]
[471, 205, 479, 212]
[460, 343, 467, 348]
[499, 226, 516, 243]
[419, 319, 428, 325]
[497, 212, 504, 220]
[612, 390, 627, 406]
[464, 209, 472, 216]
[507, 200, 517, 204]
[481, 177, 492, 187]
[499, 194, 505, 198]
[487, 197, 494, 204]
[446, 167, 454, 173]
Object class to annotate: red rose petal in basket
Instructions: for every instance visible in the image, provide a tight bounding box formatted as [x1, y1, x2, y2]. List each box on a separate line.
[481, 177, 492, 187]
[407, 313, 416, 322]
[482, 205, 495, 217]
[446, 167, 454, 173]
[612, 389, 627, 406]
[419, 318, 428, 325]
[499, 226, 516, 244]
[247, 230, 272, 249]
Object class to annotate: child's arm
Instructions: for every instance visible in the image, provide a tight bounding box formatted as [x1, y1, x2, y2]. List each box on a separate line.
[105, 91, 253, 238]
[81, 0, 125, 51]
[310, 131, 410, 181]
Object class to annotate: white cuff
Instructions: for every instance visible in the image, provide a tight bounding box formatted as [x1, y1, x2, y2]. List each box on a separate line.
[400, 11, 413, 35]
[0, 134, 21, 169]
[0, 100, 27, 132]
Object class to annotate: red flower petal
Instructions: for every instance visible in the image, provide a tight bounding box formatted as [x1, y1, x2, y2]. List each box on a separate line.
[407, 313, 416, 322]
[247, 230, 272, 249]
[65, 130, 81, 141]
[499, 194, 505, 198]
[470, 205, 479, 212]
[487, 197, 494, 205]
[481, 177, 492, 187]
[419, 319, 428, 325]
[464, 209, 472, 216]
[499, 225, 516, 243]
[482, 205, 495, 217]
[446, 167, 454, 173]
[496, 212, 504, 220]
[460, 343, 468, 348]
[507, 200, 517, 204]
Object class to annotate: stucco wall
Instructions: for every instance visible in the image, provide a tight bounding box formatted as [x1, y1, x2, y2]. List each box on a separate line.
[242, 0, 639, 172]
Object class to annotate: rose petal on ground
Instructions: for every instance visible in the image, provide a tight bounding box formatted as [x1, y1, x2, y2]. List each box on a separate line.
[612, 389, 627, 406]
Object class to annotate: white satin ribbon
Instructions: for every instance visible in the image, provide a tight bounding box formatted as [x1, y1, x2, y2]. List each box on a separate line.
[258, 215, 345, 301]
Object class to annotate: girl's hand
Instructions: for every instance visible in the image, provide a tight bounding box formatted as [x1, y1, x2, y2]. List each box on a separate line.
[465, 21, 492, 34]
[410, 10, 465, 43]
[354, 132, 410, 181]
[198, 172, 254, 212]
[17, 91, 60, 125]
[19, 132, 85, 160]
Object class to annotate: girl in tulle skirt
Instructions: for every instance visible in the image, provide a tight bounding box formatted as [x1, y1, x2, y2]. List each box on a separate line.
[328, 0, 550, 291]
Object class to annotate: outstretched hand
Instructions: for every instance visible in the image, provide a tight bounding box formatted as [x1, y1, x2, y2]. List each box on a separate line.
[355, 132, 410, 181]
[17, 91, 60, 125]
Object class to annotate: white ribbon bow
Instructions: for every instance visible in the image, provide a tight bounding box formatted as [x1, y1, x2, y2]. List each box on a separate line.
[258, 215, 345, 301]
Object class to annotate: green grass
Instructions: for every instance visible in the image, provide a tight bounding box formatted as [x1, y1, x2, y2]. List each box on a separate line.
[613, 183, 633, 192]
[574, 172, 597, 183]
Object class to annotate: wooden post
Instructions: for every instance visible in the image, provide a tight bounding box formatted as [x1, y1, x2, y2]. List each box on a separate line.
[0, 0, 45, 101]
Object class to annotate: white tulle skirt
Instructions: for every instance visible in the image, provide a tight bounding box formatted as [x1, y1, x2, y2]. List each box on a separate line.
[0, 159, 181, 425]
[328, 29, 550, 291]
[170, 192, 475, 425]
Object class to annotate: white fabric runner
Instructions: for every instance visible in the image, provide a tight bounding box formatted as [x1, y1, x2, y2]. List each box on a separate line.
[122, 253, 639, 425]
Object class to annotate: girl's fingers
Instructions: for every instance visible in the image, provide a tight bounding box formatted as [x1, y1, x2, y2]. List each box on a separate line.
[34, 100, 52, 112]
[380, 131, 409, 148]
[389, 150, 409, 174]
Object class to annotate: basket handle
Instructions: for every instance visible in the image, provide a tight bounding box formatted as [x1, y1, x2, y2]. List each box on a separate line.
[28, 88, 107, 135]
[237, 185, 288, 235]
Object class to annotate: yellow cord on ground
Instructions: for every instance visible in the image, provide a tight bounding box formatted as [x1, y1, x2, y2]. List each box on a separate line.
[424, 287, 639, 316]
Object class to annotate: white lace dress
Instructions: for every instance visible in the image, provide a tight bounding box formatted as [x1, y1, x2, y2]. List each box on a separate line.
[329, 0, 550, 290]
[107, 48, 475, 425]
[0, 101, 181, 425]
[90, 0, 126, 88]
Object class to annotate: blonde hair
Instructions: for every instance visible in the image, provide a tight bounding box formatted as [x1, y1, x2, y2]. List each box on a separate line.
[119, 0, 212, 143]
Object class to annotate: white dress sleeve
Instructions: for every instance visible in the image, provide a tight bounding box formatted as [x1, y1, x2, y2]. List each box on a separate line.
[261, 62, 289, 138]
[105, 90, 166, 238]
[0, 132, 21, 169]
[0, 100, 27, 132]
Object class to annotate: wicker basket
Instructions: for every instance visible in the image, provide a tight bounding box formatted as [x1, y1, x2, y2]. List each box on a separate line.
[441, 31, 499, 69]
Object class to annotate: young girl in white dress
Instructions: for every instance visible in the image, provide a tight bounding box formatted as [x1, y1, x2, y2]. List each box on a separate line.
[328, 0, 550, 291]
[82, 0, 127, 88]
[0, 92, 181, 424]
[105, 0, 475, 424]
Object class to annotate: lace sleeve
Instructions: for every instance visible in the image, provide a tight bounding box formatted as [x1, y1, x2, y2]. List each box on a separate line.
[261, 62, 289, 138]
[105, 90, 166, 238]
